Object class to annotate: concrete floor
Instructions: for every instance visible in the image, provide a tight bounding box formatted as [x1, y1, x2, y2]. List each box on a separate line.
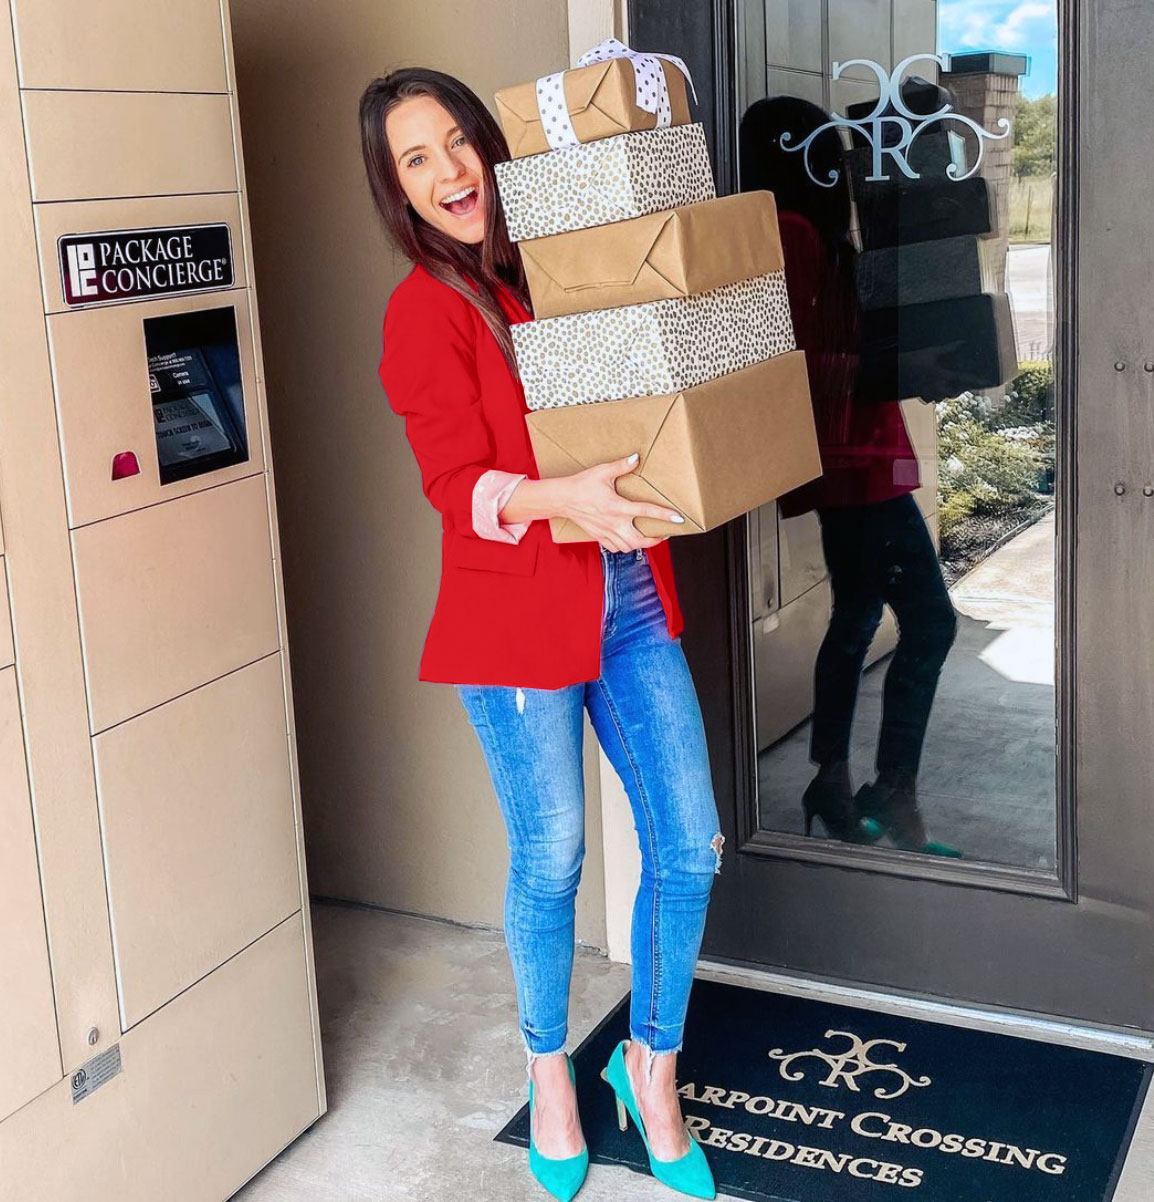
[234, 900, 1154, 1202]
[758, 512, 1056, 866]
[232, 902, 661, 1202]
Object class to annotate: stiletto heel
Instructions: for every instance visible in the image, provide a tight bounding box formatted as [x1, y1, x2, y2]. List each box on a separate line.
[528, 1053, 589, 1201]
[600, 1067, 629, 1131]
[600, 1039, 716, 1199]
[802, 772, 873, 843]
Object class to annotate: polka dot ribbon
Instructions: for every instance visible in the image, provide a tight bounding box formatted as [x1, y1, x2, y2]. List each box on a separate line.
[535, 37, 697, 152]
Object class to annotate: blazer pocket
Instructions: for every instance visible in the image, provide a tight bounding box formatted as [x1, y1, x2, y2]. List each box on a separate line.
[449, 534, 540, 576]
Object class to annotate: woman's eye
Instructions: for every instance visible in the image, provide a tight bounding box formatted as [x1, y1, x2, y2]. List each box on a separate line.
[452, 135, 467, 148]
[407, 154, 425, 168]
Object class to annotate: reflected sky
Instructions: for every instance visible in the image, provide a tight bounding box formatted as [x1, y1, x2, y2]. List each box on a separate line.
[939, 0, 1058, 98]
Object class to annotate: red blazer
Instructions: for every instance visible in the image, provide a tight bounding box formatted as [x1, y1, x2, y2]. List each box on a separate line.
[378, 264, 684, 687]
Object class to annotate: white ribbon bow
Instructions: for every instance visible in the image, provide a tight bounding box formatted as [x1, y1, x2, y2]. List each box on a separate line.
[535, 37, 697, 152]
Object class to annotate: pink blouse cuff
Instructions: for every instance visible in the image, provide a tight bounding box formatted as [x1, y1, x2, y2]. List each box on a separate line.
[472, 469, 531, 543]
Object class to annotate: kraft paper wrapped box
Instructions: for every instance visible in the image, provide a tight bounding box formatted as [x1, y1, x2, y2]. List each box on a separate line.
[494, 123, 715, 243]
[520, 191, 784, 319]
[526, 353, 821, 542]
[496, 55, 692, 159]
[512, 272, 796, 410]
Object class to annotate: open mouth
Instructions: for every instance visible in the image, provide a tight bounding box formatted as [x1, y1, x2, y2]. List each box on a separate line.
[439, 186, 479, 218]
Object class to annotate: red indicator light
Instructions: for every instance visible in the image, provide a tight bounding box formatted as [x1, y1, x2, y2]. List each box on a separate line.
[111, 451, 140, 480]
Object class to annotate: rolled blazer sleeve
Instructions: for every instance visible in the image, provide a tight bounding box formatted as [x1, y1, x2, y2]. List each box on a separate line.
[379, 281, 496, 538]
[472, 468, 530, 543]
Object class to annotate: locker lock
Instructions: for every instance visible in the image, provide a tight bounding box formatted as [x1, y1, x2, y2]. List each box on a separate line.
[87, 1026, 99, 1046]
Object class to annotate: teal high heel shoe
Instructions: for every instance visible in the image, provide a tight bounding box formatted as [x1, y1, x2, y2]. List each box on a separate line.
[599, 1040, 716, 1199]
[528, 1052, 589, 1202]
[855, 781, 963, 858]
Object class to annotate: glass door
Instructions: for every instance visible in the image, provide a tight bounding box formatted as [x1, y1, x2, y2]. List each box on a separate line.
[744, 34, 1058, 875]
[631, 0, 1154, 1029]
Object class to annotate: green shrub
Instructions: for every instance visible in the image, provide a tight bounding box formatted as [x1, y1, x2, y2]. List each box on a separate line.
[1000, 361, 1054, 427]
[940, 428, 1041, 513]
[937, 391, 994, 430]
[938, 489, 977, 538]
[937, 384, 1044, 522]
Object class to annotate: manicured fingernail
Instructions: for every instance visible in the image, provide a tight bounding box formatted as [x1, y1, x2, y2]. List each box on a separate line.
[671, 514, 685, 523]
[628, 452, 639, 464]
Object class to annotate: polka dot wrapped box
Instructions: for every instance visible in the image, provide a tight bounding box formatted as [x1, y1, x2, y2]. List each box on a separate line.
[494, 123, 716, 243]
[511, 272, 797, 411]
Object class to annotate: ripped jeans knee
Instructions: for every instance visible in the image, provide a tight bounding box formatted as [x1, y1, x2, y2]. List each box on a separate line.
[710, 832, 725, 875]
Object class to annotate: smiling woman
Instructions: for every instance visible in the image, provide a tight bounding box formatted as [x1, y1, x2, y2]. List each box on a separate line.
[358, 67, 527, 369]
[358, 61, 720, 1202]
[387, 95, 487, 241]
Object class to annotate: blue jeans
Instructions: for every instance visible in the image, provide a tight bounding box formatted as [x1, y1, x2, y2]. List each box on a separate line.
[456, 547, 722, 1075]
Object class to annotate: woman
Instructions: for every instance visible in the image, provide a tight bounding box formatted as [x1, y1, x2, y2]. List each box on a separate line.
[361, 67, 719, 1201]
[738, 96, 960, 856]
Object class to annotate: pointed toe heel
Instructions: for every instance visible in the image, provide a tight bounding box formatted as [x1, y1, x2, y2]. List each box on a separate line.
[528, 1053, 589, 1201]
[600, 1040, 716, 1199]
[855, 782, 963, 858]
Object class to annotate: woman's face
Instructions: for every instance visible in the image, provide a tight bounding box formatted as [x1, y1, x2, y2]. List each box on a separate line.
[386, 94, 487, 245]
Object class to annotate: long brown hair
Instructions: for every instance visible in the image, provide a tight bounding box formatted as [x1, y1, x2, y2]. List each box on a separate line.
[359, 67, 529, 371]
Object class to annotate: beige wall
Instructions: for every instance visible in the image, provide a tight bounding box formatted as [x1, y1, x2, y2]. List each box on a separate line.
[229, 0, 608, 944]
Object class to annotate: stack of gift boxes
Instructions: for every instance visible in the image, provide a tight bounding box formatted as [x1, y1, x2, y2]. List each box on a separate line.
[844, 82, 1018, 402]
[493, 44, 821, 543]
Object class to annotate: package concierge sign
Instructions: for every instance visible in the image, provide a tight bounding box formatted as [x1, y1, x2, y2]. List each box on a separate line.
[58, 224, 234, 307]
[498, 979, 1152, 1201]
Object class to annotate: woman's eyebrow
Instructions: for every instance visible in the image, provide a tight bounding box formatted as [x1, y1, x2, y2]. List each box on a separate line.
[397, 127, 462, 162]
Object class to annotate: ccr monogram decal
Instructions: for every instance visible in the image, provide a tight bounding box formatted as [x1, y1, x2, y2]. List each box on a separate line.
[768, 1029, 933, 1100]
[782, 53, 1012, 187]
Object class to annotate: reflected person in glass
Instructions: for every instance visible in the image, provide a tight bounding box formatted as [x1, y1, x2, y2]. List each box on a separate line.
[739, 96, 960, 857]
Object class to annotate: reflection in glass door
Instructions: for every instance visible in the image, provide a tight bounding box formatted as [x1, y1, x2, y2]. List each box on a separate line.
[740, 3, 1059, 870]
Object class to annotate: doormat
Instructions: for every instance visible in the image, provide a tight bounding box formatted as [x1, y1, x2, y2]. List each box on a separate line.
[496, 979, 1151, 1201]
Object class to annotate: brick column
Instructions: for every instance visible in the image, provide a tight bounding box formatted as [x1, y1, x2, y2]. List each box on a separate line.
[940, 62, 1024, 294]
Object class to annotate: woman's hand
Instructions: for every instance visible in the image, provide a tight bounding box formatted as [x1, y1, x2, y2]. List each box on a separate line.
[559, 453, 685, 552]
